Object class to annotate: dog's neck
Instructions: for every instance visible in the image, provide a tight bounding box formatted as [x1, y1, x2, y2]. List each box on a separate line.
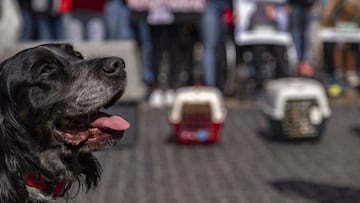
[25, 174, 68, 198]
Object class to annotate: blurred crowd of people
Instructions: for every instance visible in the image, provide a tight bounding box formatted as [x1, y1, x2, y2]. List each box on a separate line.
[10, 0, 360, 107]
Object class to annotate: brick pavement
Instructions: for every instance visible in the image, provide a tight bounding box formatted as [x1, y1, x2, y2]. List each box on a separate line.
[70, 102, 360, 203]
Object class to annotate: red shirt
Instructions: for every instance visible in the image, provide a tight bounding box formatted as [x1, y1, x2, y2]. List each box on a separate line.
[60, 0, 72, 13]
[60, 0, 105, 13]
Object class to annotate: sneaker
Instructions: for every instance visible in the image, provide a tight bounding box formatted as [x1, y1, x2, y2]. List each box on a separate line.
[345, 71, 360, 87]
[164, 89, 175, 107]
[327, 84, 342, 98]
[297, 62, 314, 77]
[148, 89, 164, 108]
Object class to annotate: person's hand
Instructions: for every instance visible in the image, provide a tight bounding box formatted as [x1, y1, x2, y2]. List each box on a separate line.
[265, 4, 276, 20]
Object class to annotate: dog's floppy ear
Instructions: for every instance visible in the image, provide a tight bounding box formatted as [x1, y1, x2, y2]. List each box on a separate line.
[0, 60, 32, 202]
[0, 59, 23, 133]
[0, 59, 20, 147]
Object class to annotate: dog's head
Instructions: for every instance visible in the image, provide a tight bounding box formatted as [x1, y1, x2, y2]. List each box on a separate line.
[0, 43, 129, 202]
[0, 43, 129, 152]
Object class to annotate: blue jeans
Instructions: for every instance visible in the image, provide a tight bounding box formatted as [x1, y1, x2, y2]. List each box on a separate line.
[200, 0, 227, 87]
[104, 0, 154, 85]
[19, 9, 35, 41]
[135, 21, 154, 85]
[104, 0, 133, 39]
[289, 5, 313, 62]
[36, 14, 64, 40]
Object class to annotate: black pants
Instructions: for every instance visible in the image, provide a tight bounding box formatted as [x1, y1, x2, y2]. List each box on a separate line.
[150, 24, 196, 89]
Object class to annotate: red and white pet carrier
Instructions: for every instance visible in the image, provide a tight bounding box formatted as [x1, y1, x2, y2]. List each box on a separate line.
[169, 86, 227, 144]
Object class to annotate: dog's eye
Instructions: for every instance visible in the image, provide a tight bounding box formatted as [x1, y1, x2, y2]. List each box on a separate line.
[74, 51, 84, 59]
[40, 64, 56, 75]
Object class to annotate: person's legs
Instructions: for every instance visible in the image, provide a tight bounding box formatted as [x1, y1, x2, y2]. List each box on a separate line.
[67, 11, 105, 42]
[19, 8, 35, 41]
[36, 13, 52, 40]
[150, 25, 167, 88]
[342, 43, 360, 87]
[324, 42, 343, 97]
[116, 1, 133, 39]
[148, 25, 169, 107]
[136, 20, 154, 86]
[352, 43, 360, 72]
[299, 6, 313, 62]
[104, 0, 133, 40]
[324, 42, 337, 83]
[289, 5, 302, 62]
[200, 1, 223, 87]
[290, 5, 312, 62]
[168, 24, 196, 88]
[182, 26, 196, 87]
[87, 14, 106, 41]
[104, 0, 120, 39]
[36, 13, 64, 40]
[52, 15, 64, 40]
[63, 13, 84, 42]
[290, 5, 314, 76]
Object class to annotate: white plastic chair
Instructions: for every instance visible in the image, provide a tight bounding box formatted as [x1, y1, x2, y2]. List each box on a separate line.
[227, 0, 297, 98]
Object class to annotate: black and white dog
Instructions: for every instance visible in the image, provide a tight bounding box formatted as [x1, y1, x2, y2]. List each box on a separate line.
[0, 43, 129, 202]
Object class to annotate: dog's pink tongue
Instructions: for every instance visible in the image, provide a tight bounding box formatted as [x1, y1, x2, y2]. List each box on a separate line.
[90, 114, 130, 131]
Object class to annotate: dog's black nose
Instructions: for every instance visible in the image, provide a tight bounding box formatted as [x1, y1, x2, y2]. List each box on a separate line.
[102, 57, 125, 75]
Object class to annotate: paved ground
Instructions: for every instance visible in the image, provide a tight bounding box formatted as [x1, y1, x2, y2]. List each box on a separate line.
[68, 99, 360, 203]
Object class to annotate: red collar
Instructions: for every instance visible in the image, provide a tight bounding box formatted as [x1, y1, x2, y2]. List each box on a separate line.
[25, 174, 67, 197]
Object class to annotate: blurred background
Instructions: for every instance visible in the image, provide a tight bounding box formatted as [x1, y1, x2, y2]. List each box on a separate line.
[3, 0, 360, 102]
[2, 0, 360, 202]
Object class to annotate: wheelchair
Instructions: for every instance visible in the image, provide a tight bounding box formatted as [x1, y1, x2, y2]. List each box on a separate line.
[224, 0, 297, 99]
